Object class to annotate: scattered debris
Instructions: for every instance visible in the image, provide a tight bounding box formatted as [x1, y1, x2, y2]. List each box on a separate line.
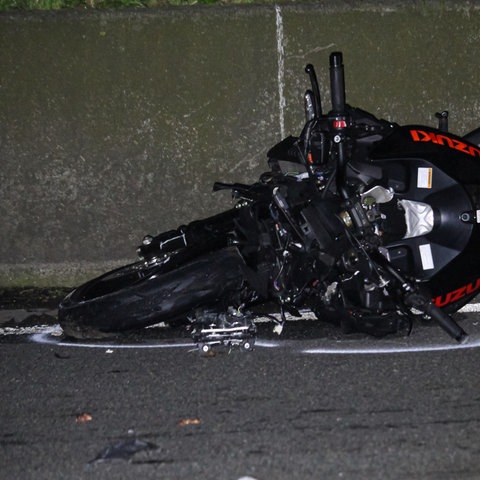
[177, 418, 201, 426]
[191, 307, 256, 353]
[90, 437, 158, 463]
[54, 351, 70, 359]
[273, 323, 284, 335]
[75, 413, 93, 423]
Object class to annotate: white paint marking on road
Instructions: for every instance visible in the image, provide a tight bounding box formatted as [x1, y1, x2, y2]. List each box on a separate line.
[1, 325, 57, 336]
[459, 302, 480, 313]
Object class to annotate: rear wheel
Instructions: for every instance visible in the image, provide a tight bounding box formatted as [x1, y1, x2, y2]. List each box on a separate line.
[59, 247, 247, 339]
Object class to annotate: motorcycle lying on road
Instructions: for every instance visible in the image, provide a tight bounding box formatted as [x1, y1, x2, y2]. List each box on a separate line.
[59, 52, 480, 350]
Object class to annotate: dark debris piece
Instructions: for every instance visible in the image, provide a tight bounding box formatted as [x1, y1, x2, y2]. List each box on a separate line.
[90, 438, 158, 463]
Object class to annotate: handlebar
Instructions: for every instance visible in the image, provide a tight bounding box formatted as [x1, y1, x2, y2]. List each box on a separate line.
[302, 52, 349, 200]
[305, 64, 322, 117]
[329, 52, 346, 115]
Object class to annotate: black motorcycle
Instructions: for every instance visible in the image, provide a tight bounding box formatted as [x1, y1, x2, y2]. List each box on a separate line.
[59, 52, 480, 350]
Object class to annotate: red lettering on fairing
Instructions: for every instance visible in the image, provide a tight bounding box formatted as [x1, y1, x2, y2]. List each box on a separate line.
[432, 278, 480, 307]
[409, 129, 480, 158]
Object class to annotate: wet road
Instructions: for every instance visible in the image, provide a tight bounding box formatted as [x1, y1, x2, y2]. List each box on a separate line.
[1, 311, 480, 479]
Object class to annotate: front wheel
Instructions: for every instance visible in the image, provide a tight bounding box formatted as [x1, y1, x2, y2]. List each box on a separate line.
[59, 248, 248, 339]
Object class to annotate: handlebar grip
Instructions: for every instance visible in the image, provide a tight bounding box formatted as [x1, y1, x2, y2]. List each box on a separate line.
[329, 52, 346, 115]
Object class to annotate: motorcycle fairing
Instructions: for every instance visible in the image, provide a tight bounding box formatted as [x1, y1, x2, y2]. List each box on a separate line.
[371, 125, 480, 184]
[368, 125, 480, 300]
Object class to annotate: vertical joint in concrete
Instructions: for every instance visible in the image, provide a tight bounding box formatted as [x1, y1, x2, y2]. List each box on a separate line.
[275, 5, 286, 139]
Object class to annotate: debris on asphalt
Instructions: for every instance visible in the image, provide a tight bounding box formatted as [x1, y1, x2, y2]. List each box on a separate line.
[177, 418, 201, 426]
[54, 351, 70, 359]
[89, 437, 158, 463]
[75, 413, 93, 423]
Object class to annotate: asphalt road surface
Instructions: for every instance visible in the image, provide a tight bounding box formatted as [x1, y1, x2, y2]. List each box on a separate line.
[1, 308, 480, 480]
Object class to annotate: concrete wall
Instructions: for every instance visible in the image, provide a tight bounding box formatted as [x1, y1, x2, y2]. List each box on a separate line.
[1, 1, 480, 286]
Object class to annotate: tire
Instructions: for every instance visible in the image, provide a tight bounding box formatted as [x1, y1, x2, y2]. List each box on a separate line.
[59, 247, 247, 339]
